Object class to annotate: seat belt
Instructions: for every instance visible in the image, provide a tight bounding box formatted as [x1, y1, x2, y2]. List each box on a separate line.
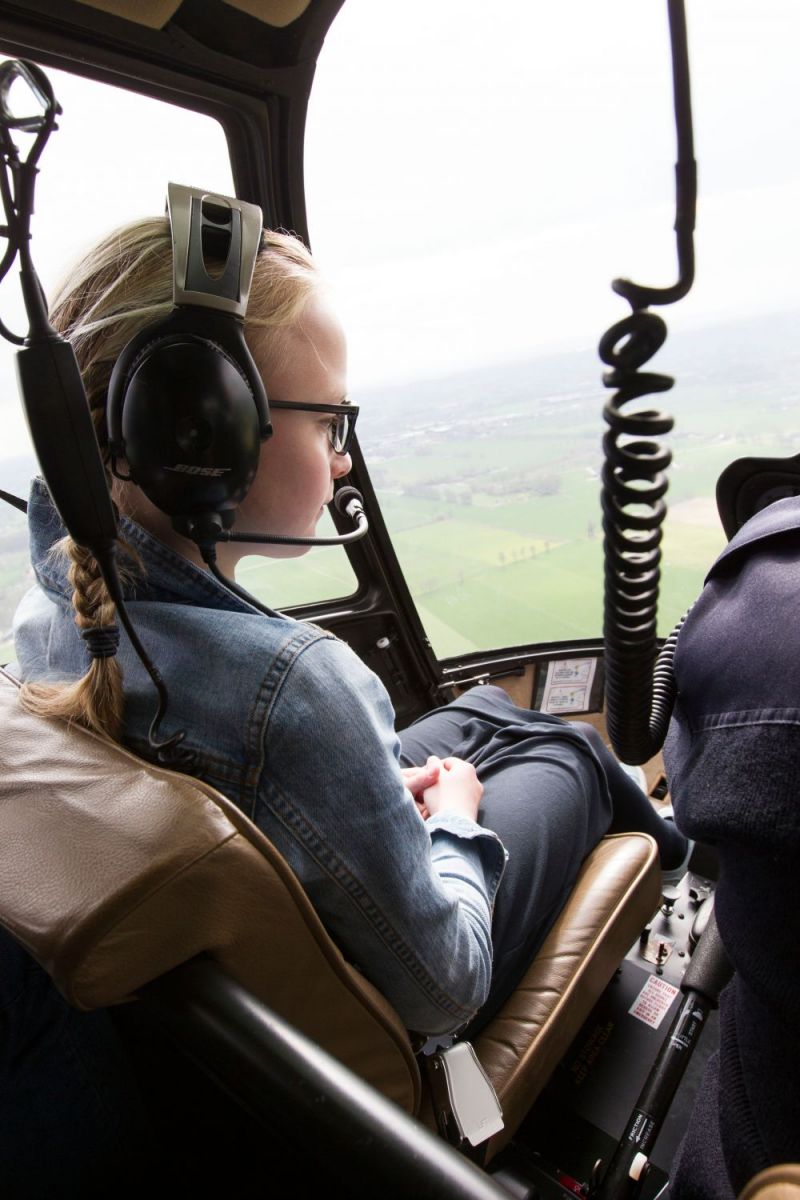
[421, 1036, 504, 1154]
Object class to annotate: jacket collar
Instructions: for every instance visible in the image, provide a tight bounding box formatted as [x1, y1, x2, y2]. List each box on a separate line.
[27, 476, 258, 614]
[707, 495, 800, 582]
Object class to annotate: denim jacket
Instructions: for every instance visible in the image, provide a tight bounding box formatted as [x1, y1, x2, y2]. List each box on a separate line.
[13, 479, 507, 1035]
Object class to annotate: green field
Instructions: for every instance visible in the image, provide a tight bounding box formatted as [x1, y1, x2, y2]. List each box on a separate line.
[240, 314, 791, 658]
[238, 429, 743, 659]
[2, 311, 797, 661]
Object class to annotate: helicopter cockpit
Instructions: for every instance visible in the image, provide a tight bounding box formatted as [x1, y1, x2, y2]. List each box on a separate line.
[0, 3, 798, 1198]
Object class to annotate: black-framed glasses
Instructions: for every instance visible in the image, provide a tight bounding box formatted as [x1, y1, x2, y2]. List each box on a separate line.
[269, 399, 359, 456]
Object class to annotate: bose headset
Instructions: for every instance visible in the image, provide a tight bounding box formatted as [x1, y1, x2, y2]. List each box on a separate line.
[107, 183, 269, 544]
[106, 182, 367, 560]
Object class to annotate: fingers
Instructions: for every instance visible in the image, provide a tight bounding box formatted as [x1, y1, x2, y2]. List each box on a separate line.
[404, 756, 484, 821]
[418, 757, 441, 784]
[442, 756, 476, 777]
[402, 759, 441, 798]
[441, 756, 470, 771]
[419, 754, 483, 822]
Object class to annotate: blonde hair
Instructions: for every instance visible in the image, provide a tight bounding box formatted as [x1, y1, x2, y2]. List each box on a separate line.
[21, 216, 318, 740]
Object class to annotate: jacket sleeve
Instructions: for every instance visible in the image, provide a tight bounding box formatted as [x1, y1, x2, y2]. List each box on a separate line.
[256, 634, 507, 1035]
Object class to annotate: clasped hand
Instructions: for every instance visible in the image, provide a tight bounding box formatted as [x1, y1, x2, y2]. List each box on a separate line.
[401, 755, 483, 823]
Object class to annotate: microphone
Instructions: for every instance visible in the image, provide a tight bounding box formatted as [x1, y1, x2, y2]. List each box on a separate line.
[186, 486, 369, 548]
[332, 485, 365, 523]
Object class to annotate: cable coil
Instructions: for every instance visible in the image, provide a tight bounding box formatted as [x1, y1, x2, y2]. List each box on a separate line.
[600, 310, 676, 763]
[598, 0, 696, 765]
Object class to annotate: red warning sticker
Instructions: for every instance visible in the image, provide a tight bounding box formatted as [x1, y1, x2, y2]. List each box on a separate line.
[629, 974, 679, 1029]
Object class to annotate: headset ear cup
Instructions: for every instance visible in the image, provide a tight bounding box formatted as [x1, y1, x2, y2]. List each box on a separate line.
[108, 310, 267, 524]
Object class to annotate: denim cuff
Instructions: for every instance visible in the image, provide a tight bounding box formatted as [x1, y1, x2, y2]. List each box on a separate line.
[426, 812, 508, 896]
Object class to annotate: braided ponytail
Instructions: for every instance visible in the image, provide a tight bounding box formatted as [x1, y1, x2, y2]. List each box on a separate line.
[20, 216, 317, 742]
[22, 541, 124, 738]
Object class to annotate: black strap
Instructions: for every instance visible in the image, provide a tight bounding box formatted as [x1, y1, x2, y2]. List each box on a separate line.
[81, 624, 121, 660]
[0, 487, 27, 514]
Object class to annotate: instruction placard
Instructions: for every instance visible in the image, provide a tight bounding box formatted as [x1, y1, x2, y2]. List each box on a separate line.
[541, 658, 597, 714]
[628, 974, 679, 1030]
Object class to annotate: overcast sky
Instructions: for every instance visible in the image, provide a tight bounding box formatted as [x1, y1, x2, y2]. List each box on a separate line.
[1, 0, 798, 461]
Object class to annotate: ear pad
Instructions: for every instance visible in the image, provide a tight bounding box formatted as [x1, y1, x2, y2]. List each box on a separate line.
[108, 306, 271, 528]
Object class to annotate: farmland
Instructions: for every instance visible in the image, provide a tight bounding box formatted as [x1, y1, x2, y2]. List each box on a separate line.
[4, 309, 800, 661]
[241, 310, 799, 657]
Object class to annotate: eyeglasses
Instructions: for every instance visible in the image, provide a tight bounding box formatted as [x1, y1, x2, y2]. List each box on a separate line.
[268, 400, 359, 457]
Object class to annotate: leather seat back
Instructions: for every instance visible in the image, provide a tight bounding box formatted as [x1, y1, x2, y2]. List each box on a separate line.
[0, 668, 420, 1111]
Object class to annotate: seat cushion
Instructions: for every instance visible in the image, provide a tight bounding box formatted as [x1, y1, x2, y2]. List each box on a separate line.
[476, 831, 659, 1157]
[418, 831, 659, 1158]
[740, 1166, 800, 1200]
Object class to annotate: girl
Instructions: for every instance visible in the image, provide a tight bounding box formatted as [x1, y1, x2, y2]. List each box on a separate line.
[4, 214, 688, 1185]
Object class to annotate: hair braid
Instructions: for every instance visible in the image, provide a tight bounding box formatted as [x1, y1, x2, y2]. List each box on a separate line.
[21, 414, 126, 739]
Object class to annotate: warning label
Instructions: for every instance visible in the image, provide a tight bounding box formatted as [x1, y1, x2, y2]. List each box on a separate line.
[541, 658, 597, 714]
[628, 974, 679, 1030]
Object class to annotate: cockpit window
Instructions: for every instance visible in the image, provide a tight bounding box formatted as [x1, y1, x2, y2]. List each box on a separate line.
[0, 62, 238, 660]
[0, 61, 357, 642]
[3, 4, 800, 656]
[305, 0, 800, 657]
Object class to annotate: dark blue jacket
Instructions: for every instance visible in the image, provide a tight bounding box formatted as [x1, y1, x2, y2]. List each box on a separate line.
[664, 497, 800, 1197]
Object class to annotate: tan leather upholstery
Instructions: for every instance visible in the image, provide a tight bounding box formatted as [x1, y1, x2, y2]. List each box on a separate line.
[0, 668, 659, 1152]
[0, 670, 419, 1112]
[73, 0, 311, 30]
[740, 1166, 800, 1200]
[474, 832, 659, 1156]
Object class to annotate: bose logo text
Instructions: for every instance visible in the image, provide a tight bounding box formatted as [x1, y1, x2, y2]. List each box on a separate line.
[166, 464, 231, 477]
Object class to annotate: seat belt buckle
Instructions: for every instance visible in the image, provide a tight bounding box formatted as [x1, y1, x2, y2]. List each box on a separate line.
[427, 1041, 504, 1148]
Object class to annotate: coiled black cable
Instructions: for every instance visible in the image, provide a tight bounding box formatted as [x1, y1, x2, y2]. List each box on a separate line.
[599, 311, 676, 763]
[599, 0, 696, 765]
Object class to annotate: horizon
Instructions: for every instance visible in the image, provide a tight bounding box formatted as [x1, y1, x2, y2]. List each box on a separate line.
[2, 301, 799, 472]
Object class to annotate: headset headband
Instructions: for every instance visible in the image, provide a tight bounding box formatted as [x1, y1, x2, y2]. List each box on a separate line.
[167, 182, 263, 317]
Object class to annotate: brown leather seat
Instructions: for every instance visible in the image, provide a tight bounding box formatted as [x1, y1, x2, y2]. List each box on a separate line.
[0, 667, 660, 1155]
[740, 1166, 800, 1200]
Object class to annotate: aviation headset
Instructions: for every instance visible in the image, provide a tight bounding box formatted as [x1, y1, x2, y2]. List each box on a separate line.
[106, 183, 271, 544]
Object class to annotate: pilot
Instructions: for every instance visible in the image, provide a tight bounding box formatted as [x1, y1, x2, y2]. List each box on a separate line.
[664, 495, 800, 1199]
[4, 214, 688, 1186]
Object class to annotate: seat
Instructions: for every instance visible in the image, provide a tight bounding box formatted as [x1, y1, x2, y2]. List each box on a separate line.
[0, 666, 659, 1158]
[740, 1166, 800, 1200]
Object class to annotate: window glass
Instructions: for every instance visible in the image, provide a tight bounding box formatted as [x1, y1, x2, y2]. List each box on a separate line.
[0, 64, 235, 661]
[305, 0, 800, 657]
[238, 510, 357, 610]
[0, 62, 355, 661]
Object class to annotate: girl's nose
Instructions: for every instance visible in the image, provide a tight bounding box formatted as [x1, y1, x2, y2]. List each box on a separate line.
[332, 449, 352, 478]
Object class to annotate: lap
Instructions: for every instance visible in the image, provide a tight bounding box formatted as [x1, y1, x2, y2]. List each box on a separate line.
[398, 686, 613, 1027]
[398, 686, 612, 845]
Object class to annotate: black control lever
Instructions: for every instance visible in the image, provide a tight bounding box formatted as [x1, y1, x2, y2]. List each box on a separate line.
[591, 907, 732, 1200]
